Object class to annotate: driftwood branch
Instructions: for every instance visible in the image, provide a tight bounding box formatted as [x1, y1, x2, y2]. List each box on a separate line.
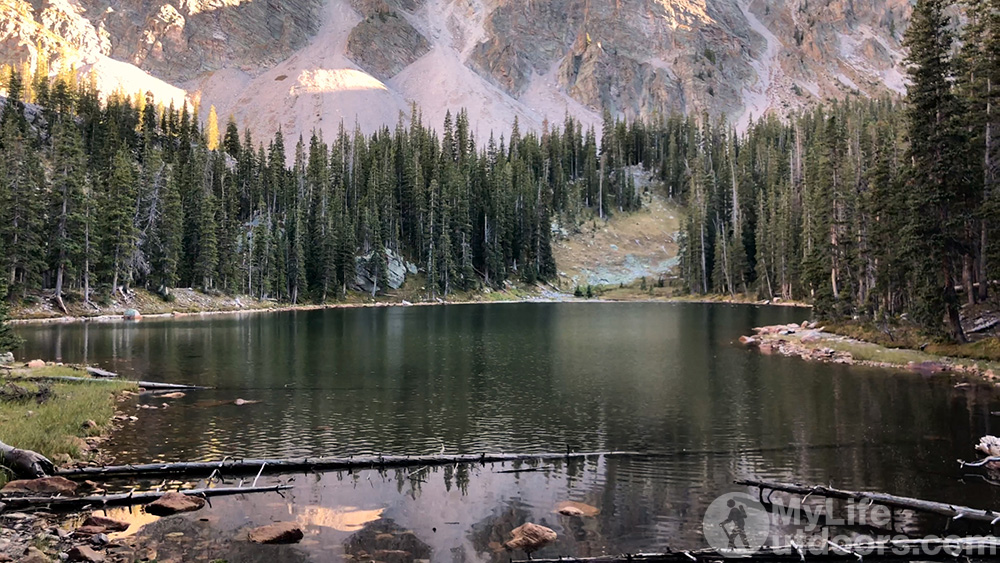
[85, 367, 118, 378]
[0, 484, 291, 512]
[959, 456, 1000, 468]
[57, 451, 641, 480]
[0, 440, 55, 479]
[737, 478, 1000, 524]
[5, 375, 209, 390]
[514, 537, 1000, 562]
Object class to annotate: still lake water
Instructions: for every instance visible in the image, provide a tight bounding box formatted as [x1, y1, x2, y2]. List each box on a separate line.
[15, 302, 1000, 561]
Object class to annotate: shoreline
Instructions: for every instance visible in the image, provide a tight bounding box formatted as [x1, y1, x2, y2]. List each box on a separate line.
[740, 323, 1000, 382]
[0, 363, 143, 561]
[9, 292, 812, 326]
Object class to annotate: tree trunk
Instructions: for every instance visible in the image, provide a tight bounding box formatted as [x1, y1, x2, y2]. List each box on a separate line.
[963, 253, 976, 306]
[980, 223, 989, 301]
[945, 266, 967, 343]
[0, 440, 55, 479]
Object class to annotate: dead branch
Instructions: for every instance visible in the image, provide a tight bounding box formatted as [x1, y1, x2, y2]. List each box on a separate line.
[514, 537, 1000, 562]
[959, 456, 1000, 468]
[57, 451, 641, 480]
[0, 484, 291, 512]
[737, 478, 1000, 524]
[85, 367, 118, 378]
[3, 375, 209, 390]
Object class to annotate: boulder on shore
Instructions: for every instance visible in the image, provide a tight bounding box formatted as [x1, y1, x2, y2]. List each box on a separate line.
[68, 545, 105, 562]
[145, 492, 206, 515]
[248, 522, 304, 544]
[352, 247, 418, 294]
[505, 522, 557, 553]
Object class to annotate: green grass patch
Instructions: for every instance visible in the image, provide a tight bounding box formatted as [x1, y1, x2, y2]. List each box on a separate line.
[814, 337, 940, 365]
[825, 320, 1000, 362]
[9, 365, 89, 378]
[0, 373, 135, 485]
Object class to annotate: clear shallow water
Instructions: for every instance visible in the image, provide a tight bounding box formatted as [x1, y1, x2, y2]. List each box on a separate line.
[16, 302, 1000, 561]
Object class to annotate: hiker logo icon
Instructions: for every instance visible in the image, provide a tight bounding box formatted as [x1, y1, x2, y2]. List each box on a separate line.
[702, 492, 770, 556]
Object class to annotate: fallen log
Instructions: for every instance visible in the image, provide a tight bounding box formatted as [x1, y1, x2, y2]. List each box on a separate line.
[5, 375, 209, 390]
[0, 440, 55, 479]
[85, 367, 118, 378]
[737, 478, 1000, 524]
[0, 484, 291, 512]
[513, 537, 1000, 562]
[57, 451, 640, 480]
[959, 456, 1000, 468]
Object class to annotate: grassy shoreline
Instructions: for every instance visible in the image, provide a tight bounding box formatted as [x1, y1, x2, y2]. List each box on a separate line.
[8, 281, 550, 324]
[742, 322, 1000, 381]
[0, 364, 137, 485]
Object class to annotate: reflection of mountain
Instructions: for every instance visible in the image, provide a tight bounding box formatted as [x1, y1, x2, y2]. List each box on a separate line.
[22, 302, 1000, 555]
[297, 504, 385, 532]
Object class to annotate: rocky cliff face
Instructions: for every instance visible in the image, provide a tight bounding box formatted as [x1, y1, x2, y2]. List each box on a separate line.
[0, 0, 911, 141]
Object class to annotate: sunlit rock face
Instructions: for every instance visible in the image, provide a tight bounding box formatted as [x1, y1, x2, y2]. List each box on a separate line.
[1, 0, 911, 142]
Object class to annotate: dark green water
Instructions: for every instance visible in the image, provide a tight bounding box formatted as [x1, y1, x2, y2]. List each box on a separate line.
[15, 303, 1000, 561]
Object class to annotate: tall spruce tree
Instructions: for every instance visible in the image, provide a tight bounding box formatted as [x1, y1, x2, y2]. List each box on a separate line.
[903, 0, 967, 340]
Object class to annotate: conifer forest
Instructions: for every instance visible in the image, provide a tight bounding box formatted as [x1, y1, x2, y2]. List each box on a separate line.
[0, 0, 997, 342]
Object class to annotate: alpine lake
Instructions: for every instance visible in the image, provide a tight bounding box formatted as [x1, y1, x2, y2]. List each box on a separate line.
[15, 302, 1000, 561]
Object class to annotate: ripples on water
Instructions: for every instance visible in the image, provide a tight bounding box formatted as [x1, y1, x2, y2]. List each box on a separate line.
[17, 303, 1000, 560]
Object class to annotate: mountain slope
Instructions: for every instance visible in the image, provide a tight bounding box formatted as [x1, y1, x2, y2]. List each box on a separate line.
[1, 0, 911, 142]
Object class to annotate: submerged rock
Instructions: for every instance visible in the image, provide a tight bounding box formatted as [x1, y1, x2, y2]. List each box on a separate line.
[145, 492, 206, 516]
[505, 522, 557, 553]
[555, 500, 599, 517]
[248, 522, 304, 544]
[2, 476, 78, 495]
[906, 361, 950, 376]
[345, 518, 431, 562]
[81, 515, 130, 533]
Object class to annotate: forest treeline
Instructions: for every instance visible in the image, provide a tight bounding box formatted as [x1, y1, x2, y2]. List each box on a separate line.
[0, 0, 992, 343]
[673, 0, 999, 341]
[0, 63, 645, 319]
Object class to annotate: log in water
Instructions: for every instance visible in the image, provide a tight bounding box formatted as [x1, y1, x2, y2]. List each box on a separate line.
[57, 451, 642, 480]
[0, 484, 291, 512]
[737, 478, 1000, 524]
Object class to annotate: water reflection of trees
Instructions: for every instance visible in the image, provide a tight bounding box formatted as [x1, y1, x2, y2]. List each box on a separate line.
[468, 500, 534, 562]
[22, 304, 1000, 551]
[343, 518, 432, 562]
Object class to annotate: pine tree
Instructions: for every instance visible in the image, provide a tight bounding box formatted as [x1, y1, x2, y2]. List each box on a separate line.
[153, 167, 183, 290]
[903, 0, 967, 340]
[49, 118, 87, 312]
[102, 147, 139, 294]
